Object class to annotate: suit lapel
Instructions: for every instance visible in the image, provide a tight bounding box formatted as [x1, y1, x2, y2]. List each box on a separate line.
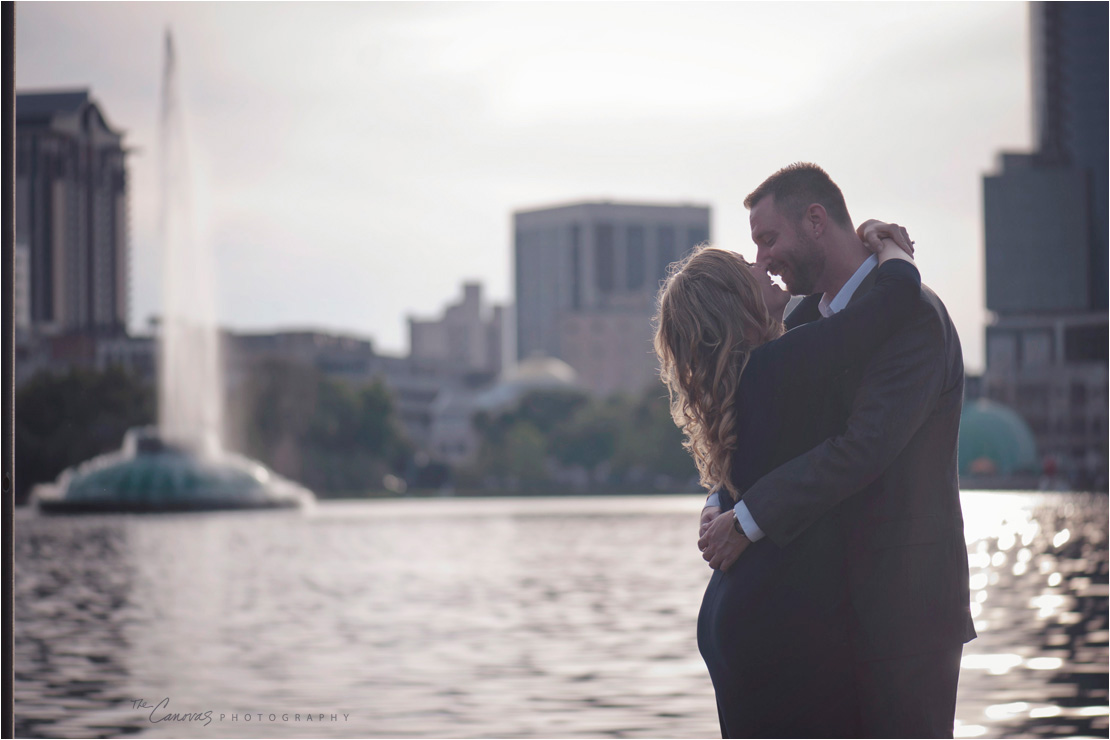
[785, 294, 822, 330]
[785, 263, 880, 330]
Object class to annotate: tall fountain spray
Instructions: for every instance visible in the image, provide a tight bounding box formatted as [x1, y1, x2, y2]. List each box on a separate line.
[32, 30, 313, 513]
[157, 29, 222, 455]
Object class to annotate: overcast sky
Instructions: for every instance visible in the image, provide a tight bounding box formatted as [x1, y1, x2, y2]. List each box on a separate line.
[16, 2, 1034, 372]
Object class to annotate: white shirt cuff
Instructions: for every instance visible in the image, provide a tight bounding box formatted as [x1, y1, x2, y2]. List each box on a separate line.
[733, 502, 765, 542]
[704, 491, 721, 508]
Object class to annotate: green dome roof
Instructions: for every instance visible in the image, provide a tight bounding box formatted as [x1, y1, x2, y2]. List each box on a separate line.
[959, 398, 1040, 475]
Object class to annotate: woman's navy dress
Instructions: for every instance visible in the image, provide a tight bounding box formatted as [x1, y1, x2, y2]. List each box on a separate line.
[697, 259, 921, 737]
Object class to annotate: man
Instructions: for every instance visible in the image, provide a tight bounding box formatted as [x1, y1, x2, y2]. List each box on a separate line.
[698, 163, 976, 738]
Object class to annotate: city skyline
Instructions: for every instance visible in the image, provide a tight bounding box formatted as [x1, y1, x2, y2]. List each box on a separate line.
[15, 2, 1035, 372]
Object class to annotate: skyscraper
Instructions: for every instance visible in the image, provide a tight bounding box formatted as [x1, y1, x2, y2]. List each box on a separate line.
[514, 200, 710, 396]
[15, 89, 130, 336]
[1031, 0, 1109, 300]
[981, 2, 1108, 485]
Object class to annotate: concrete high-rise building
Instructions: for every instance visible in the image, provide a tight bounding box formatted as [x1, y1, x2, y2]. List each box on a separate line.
[514, 200, 710, 397]
[15, 89, 130, 336]
[981, 2, 1108, 487]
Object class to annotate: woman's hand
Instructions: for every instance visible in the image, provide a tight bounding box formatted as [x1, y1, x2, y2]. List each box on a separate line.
[698, 510, 750, 572]
[700, 505, 722, 539]
[858, 219, 914, 257]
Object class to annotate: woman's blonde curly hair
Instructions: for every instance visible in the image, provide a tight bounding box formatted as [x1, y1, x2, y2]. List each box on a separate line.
[653, 245, 783, 502]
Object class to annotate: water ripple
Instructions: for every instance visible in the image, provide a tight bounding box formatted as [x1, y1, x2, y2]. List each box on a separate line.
[14, 492, 1108, 738]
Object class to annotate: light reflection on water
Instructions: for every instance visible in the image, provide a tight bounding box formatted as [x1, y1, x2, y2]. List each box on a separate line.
[955, 492, 1108, 739]
[13, 492, 1108, 739]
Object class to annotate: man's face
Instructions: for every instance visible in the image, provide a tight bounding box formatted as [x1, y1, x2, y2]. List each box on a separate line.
[749, 196, 826, 296]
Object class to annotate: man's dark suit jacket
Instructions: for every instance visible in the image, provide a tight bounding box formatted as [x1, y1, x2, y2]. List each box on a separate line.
[740, 268, 977, 662]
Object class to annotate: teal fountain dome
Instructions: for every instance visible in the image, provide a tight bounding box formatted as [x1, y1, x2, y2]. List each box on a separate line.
[34, 428, 313, 513]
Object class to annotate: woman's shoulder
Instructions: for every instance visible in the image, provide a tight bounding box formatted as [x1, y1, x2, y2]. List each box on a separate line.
[739, 326, 825, 402]
[746, 329, 797, 372]
[738, 343, 779, 395]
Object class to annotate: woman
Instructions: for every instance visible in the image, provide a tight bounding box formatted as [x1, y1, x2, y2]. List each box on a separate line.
[653, 226, 919, 737]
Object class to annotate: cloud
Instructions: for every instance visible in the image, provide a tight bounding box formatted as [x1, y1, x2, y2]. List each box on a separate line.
[16, 2, 1029, 367]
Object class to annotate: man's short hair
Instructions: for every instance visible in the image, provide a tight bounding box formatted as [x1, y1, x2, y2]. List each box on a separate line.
[743, 162, 852, 228]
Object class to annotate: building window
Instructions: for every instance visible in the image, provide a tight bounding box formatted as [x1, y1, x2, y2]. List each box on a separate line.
[1018, 383, 1050, 414]
[656, 225, 676, 283]
[1070, 383, 1087, 408]
[1021, 330, 1053, 367]
[595, 223, 614, 293]
[626, 225, 645, 291]
[987, 332, 1018, 370]
[686, 227, 710, 255]
[1064, 323, 1109, 362]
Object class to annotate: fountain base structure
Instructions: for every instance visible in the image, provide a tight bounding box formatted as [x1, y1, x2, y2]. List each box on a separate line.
[33, 427, 315, 514]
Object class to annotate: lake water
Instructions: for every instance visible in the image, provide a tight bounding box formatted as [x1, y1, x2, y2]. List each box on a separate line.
[13, 491, 1108, 739]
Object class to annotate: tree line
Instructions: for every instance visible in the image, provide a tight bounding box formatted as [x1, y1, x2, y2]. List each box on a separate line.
[459, 386, 696, 492]
[15, 361, 697, 503]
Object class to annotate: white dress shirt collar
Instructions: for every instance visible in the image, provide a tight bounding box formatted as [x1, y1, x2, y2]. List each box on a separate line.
[818, 254, 878, 318]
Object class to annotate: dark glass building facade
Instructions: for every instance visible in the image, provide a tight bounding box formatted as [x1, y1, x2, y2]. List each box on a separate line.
[981, 2, 1108, 487]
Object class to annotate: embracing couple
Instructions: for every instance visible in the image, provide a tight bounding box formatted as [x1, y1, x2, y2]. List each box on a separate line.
[653, 163, 977, 738]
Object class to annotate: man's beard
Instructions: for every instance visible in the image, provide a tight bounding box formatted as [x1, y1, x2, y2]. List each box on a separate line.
[781, 232, 825, 296]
